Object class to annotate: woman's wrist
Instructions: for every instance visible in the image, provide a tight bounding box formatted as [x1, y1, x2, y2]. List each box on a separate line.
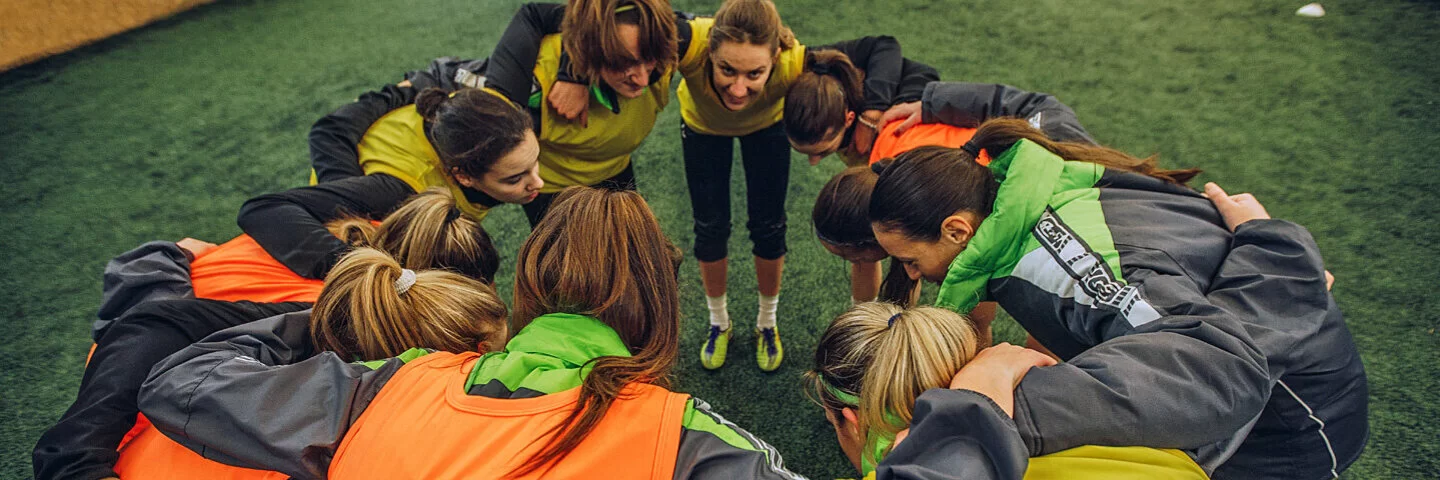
[858, 109, 884, 130]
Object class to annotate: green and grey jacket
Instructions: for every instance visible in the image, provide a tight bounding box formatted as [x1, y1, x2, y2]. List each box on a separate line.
[138, 312, 805, 480]
[933, 140, 1367, 478]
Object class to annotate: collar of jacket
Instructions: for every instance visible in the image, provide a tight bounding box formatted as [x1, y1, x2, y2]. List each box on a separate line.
[934, 139, 1103, 313]
[463, 313, 630, 393]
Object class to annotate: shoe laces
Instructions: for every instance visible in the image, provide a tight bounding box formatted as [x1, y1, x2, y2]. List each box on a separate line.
[759, 328, 778, 356]
[704, 325, 724, 355]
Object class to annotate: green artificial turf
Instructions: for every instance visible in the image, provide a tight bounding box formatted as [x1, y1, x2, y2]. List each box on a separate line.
[2, 0, 1437, 477]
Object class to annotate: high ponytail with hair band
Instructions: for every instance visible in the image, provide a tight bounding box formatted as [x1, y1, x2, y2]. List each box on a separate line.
[785, 50, 865, 146]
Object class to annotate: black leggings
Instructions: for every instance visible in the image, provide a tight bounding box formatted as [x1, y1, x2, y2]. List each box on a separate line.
[522, 162, 637, 228]
[681, 121, 790, 262]
[32, 299, 311, 480]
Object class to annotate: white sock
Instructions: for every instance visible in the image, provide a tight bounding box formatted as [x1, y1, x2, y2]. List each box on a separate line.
[706, 295, 731, 331]
[851, 295, 876, 305]
[757, 294, 779, 329]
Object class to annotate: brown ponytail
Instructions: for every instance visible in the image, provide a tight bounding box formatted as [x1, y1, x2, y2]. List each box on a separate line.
[563, 0, 678, 82]
[967, 117, 1202, 185]
[509, 186, 681, 476]
[311, 248, 509, 360]
[870, 118, 1202, 241]
[710, 0, 796, 53]
[786, 50, 865, 146]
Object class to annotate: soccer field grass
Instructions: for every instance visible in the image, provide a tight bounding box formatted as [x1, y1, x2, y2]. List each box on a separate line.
[2, 0, 1436, 477]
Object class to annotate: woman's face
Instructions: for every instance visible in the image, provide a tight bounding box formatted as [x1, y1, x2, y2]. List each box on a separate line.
[598, 23, 656, 99]
[872, 224, 966, 283]
[710, 42, 776, 111]
[454, 130, 544, 204]
[790, 114, 854, 164]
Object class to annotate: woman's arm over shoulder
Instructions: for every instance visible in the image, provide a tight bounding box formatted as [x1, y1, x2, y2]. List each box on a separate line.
[238, 174, 414, 279]
[895, 58, 939, 104]
[672, 397, 806, 480]
[818, 36, 904, 112]
[874, 389, 1029, 480]
[486, 3, 568, 103]
[93, 241, 195, 341]
[310, 81, 425, 183]
[920, 82, 1095, 144]
[1009, 307, 1269, 460]
[138, 312, 419, 480]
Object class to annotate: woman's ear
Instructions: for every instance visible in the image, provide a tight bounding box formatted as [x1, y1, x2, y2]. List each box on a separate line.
[940, 212, 978, 246]
[841, 406, 862, 437]
[844, 110, 856, 128]
[451, 169, 478, 189]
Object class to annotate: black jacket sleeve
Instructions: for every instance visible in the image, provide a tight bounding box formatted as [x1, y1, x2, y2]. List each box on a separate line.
[483, 2, 567, 103]
[873, 389, 1029, 480]
[1207, 219, 1335, 378]
[32, 300, 310, 480]
[814, 36, 905, 112]
[309, 82, 426, 183]
[895, 58, 940, 104]
[91, 241, 194, 341]
[920, 81, 1096, 144]
[139, 312, 407, 480]
[237, 174, 415, 279]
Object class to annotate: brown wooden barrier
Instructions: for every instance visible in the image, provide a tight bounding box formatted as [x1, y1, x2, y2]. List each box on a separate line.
[1, 0, 215, 71]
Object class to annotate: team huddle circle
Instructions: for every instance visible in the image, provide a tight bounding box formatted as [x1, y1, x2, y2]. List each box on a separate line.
[30, 0, 1369, 479]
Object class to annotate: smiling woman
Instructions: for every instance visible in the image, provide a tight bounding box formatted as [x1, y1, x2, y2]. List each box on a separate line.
[672, 0, 933, 373]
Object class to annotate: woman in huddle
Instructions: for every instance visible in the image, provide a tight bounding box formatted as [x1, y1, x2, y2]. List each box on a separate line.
[865, 118, 1366, 478]
[299, 0, 680, 229]
[109, 247, 508, 480]
[808, 302, 1207, 478]
[137, 187, 804, 479]
[32, 188, 502, 480]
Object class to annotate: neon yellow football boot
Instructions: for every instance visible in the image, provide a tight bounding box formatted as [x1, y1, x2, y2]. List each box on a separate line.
[700, 325, 731, 370]
[756, 326, 784, 372]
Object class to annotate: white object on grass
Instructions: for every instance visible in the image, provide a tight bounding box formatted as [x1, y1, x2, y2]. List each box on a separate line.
[1297, 3, 1325, 17]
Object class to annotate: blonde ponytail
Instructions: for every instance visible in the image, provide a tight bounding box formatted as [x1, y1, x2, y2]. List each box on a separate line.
[807, 302, 980, 467]
[312, 247, 508, 360]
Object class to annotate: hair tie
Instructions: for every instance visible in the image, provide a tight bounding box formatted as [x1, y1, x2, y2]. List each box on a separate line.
[870, 161, 889, 175]
[887, 312, 902, 328]
[444, 206, 462, 224]
[394, 269, 417, 295]
[960, 141, 982, 158]
[615, 3, 637, 14]
[810, 62, 831, 76]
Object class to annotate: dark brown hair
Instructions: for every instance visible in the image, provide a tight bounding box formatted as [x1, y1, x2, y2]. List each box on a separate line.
[709, 0, 796, 53]
[509, 186, 681, 476]
[812, 167, 924, 306]
[562, 0, 678, 82]
[415, 88, 532, 180]
[813, 166, 879, 250]
[785, 50, 865, 146]
[870, 118, 1201, 241]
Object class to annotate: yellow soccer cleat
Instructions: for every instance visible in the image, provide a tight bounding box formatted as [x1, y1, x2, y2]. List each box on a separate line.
[756, 327, 784, 372]
[700, 325, 731, 370]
